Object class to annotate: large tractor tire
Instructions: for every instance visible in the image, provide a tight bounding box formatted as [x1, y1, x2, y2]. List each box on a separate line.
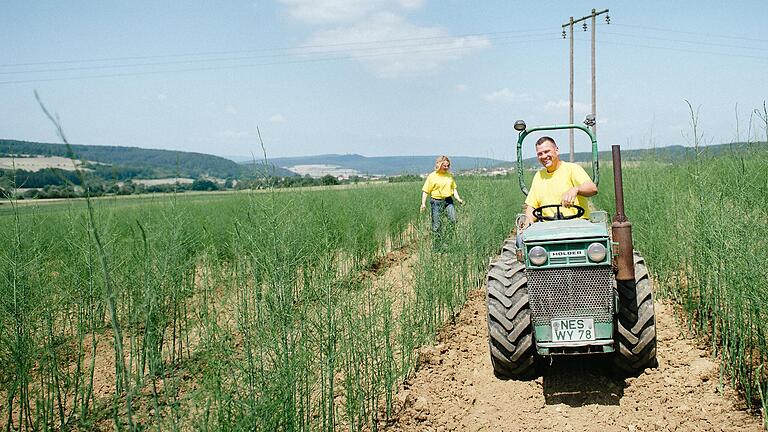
[486, 253, 536, 379]
[614, 251, 658, 375]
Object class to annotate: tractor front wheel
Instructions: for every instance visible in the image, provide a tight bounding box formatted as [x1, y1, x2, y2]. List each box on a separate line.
[486, 256, 536, 379]
[614, 251, 658, 375]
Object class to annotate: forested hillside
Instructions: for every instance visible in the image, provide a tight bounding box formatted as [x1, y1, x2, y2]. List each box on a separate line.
[1, 139, 242, 178]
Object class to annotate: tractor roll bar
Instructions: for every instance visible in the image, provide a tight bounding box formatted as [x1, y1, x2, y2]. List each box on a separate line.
[515, 122, 599, 196]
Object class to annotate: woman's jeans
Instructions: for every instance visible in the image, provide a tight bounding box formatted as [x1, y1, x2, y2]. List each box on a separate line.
[430, 197, 456, 235]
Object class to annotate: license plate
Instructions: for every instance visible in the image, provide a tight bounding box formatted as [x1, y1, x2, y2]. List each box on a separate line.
[551, 318, 595, 342]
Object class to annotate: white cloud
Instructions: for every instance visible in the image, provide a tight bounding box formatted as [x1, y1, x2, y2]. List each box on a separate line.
[280, 0, 486, 77]
[543, 99, 591, 115]
[219, 130, 250, 139]
[398, 0, 425, 9]
[226, 105, 238, 115]
[269, 114, 287, 123]
[483, 88, 530, 104]
[280, 0, 424, 24]
[157, 93, 168, 101]
[304, 12, 489, 77]
[455, 84, 468, 93]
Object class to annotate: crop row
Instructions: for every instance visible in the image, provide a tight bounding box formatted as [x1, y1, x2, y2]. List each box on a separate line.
[594, 142, 768, 421]
[0, 177, 519, 430]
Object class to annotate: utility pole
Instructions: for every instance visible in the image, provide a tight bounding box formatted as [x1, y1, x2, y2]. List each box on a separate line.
[562, 8, 609, 162]
[568, 16, 574, 162]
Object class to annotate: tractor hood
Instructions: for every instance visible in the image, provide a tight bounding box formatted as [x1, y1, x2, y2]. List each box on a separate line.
[523, 218, 608, 243]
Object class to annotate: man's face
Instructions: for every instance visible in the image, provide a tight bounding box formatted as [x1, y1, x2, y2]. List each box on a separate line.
[536, 141, 560, 171]
[439, 160, 450, 171]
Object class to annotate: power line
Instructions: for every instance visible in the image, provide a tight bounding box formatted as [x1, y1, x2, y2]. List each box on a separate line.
[609, 23, 768, 44]
[0, 36, 561, 85]
[566, 25, 767, 53]
[567, 20, 768, 60]
[0, 32, 556, 77]
[11, 20, 762, 86]
[0, 28, 554, 69]
[573, 22, 768, 45]
[576, 38, 768, 61]
[601, 31, 768, 52]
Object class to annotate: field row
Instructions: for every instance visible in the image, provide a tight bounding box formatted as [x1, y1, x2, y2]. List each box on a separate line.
[594, 143, 768, 420]
[0, 177, 520, 430]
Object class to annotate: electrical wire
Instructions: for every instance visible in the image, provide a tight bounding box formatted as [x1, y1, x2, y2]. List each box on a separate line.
[0, 28, 554, 69]
[0, 32, 556, 77]
[609, 23, 768, 44]
[5, 20, 765, 85]
[601, 31, 768, 52]
[0, 36, 561, 85]
[579, 38, 768, 61]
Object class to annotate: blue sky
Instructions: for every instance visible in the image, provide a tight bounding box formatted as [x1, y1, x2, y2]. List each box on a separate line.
[1, 1, 766, 161]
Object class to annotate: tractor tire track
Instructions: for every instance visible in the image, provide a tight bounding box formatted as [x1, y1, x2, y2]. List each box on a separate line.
[385, 287, 763, 431]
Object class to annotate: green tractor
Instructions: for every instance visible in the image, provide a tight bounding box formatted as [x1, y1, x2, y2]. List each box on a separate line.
[486, 117, 657, 378]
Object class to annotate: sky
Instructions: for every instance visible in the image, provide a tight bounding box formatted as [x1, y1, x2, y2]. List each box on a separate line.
[1, 1, 766, 162]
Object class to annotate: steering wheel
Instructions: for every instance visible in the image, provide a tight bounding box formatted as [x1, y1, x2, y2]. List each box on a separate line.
[533, 204, 585, 221]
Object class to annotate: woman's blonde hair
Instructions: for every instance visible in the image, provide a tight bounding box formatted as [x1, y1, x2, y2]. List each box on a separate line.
[434, 155, 451, 171]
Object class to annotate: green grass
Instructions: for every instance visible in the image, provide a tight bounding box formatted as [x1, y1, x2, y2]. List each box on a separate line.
[0, 176, 520, 431]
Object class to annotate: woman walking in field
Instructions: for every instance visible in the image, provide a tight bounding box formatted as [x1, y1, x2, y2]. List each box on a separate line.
[420, 156, 464, 241]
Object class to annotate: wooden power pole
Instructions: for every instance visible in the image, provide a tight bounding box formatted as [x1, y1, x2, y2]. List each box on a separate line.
[562, 8, 609, 162]
[569, 16, 574, 162]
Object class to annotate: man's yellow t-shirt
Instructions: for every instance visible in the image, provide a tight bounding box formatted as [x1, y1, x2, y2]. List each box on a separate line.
[525, 162, 592, 219]
[422, 171, 456, 199]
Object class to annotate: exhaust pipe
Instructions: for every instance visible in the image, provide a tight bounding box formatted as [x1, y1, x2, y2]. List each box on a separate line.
[611, 145, 635, 281]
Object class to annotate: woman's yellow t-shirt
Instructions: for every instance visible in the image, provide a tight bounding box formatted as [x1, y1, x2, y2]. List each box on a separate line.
[422, 171, 456, 199]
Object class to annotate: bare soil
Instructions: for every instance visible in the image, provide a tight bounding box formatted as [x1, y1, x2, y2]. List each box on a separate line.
[385, 288, 764, 432]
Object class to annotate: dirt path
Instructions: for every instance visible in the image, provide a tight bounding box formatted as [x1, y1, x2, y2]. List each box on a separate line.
[386, 287, 764, 432]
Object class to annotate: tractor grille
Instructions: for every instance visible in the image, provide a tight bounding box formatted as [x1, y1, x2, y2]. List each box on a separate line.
[549, 255, 587, 266]
[527, 267, 614, 326]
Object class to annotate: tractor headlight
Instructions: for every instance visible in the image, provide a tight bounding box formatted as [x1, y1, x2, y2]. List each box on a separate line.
[529, 246, 547, 266]
[587, 242, 607, 262]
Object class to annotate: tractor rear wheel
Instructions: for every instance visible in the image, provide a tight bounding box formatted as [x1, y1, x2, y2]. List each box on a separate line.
[614, 251, 658, 375]
[486, 256, 536, 379]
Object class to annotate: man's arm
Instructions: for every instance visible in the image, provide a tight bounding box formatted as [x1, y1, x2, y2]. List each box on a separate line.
[525, 204, 536, 224]
[561, 180, 597, 207]
[420, 191, 429, 211]
[524, 172, 540, 224]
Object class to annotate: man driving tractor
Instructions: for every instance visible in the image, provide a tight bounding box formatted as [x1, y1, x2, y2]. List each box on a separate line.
[524, 136, 598, 224]
[490, 118, 657, 379]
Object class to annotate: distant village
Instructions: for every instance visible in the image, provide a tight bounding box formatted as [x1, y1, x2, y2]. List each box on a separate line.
[285, 163, 516, 182]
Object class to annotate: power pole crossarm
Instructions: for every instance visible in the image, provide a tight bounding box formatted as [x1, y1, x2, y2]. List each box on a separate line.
[561, 9, 609, 29]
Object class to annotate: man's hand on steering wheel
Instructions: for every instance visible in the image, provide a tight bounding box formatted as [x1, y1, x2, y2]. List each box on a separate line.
[561, 186, 579, 208]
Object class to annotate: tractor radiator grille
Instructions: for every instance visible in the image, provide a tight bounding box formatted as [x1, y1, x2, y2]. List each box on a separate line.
[527, 267, 614, 326]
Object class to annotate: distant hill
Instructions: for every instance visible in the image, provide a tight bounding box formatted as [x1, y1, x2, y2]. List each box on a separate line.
[252, 154, 511, 176]
[238, 160, 297, 178]
[0, 139, 296, 179]
[0, 139, 242, 178]
[521, 141, 767, 167]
